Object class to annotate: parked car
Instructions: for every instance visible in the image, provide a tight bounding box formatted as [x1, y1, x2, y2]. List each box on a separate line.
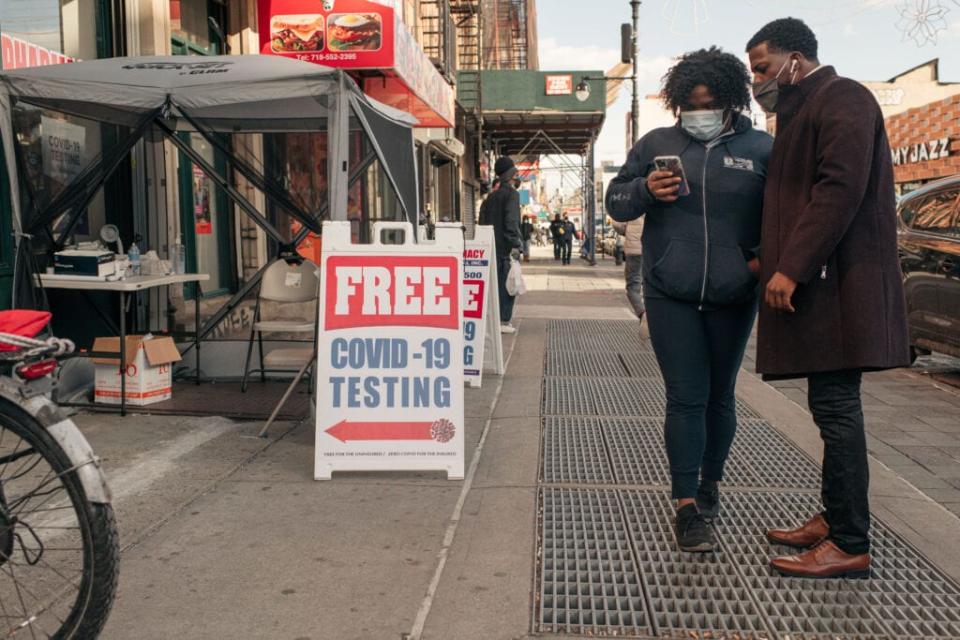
[897, 176, 960, 363]
[601, 231, 618, 257]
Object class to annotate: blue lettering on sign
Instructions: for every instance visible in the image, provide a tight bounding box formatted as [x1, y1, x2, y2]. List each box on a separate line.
[331, 376, 344, 405]
[328, 375, 452, 409]
[331, 338, 408, 369]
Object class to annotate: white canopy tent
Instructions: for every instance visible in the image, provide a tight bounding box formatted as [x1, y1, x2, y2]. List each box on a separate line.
[0, 55, 420, 313]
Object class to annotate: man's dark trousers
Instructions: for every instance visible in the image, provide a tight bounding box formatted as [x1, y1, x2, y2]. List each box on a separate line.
[553, 239, 562, 260]
[808, 369, 870, 555]
[497, 255, 515, 323]
[561, 239, 573, 264]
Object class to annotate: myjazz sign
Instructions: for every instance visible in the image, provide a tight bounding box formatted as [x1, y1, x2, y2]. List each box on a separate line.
[891, 138, 952, 166]
[315, 221, 464, 480]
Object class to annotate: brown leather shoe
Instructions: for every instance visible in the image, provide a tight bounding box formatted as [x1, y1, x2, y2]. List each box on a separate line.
[766, 513, 829, 548]
[771, 540, 870, 579]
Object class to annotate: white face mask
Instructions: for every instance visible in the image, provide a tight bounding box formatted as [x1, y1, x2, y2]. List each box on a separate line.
[680, 109, 727, 141]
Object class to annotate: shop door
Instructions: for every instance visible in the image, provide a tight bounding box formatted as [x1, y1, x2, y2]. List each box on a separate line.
[172, 35, 234, 298]
[177, 133, 233, 297]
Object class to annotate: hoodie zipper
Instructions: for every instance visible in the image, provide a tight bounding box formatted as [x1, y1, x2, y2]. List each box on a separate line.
[698, 133, 735, 310]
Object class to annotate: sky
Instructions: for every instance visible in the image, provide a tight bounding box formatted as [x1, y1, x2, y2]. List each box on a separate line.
[536, 0, 960, 169]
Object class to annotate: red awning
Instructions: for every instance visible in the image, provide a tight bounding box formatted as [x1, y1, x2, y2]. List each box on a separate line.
[257, 0, 454, 128]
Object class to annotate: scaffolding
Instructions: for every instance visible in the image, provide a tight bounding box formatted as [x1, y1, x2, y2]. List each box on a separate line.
[483, 0, 538, 71]
[419, 0, 456, 79]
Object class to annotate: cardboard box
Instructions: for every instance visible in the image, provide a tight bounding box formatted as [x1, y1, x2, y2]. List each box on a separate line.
[91, 335, 181, 406]
[54, 250, 116, 278]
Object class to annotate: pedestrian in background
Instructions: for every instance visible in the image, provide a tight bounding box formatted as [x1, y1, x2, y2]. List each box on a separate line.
[549, 214, 563, 260]
[606, 47, 772, 553]
[561, 214, 575, 265]
[479, 156, 523, 335]
[521, 215, 534, 262]
[611, 219, 645, 326]
[747, 18, 909, 579]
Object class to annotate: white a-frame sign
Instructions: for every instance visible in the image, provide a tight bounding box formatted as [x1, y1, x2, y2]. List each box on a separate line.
[315, 221, 465, 480]
[461, 225, 504, 388]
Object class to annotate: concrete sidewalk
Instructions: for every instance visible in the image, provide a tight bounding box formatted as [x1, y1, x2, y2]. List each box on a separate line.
[85, 246, 960, 639]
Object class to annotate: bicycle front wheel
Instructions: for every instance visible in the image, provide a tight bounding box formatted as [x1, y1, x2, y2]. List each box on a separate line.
[0, 399, 119, 638]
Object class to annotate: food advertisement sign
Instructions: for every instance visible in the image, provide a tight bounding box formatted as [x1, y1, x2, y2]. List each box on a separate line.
[315, 221, 465, 480]
[257, 0, 454, 127]
[258, 0, 394, 68]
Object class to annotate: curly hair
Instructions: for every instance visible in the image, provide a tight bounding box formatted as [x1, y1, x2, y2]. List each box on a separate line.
[747, 18, 819, 60]
[661, 47, 752, 115]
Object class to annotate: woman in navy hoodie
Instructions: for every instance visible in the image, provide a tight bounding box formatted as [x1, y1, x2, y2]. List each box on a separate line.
[606, 47, 772, 553]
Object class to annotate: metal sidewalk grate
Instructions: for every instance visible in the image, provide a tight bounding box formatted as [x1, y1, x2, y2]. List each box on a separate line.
[542, 417, 817, 490]
[535, 319, 960, 639]
[547, 320, 651, 354]
[545, 351, 629, 377]
[729, 420, 822, 490]
[543, 377, 763, 421]
[542, 417, 614, 484]
[618, 352, 663, 379]
[619, 490, 771, 638]
[536, 488, 651, 637]
[719, 490, 960, 639]
[604, 417, 759, 488]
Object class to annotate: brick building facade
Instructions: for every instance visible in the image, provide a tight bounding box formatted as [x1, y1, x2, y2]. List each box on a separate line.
[886, 93, 960, 193]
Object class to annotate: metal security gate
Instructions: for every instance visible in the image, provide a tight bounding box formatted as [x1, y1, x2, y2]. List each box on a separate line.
[462, 181, 476, 238]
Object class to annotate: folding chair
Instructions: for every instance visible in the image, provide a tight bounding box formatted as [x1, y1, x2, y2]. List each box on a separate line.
[241, 258, 319, 392]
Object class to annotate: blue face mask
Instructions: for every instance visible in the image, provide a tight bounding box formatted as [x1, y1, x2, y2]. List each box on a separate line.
[680, 109, 727, 141]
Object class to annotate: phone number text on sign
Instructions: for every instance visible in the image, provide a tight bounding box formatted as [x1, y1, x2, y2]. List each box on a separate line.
[462, 247, 488, 378]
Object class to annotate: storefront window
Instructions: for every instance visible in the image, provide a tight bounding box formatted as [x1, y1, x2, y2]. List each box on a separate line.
[264, 131, 330, 249]
[170, 0, 208, 50]
[11, 102, 111, 244]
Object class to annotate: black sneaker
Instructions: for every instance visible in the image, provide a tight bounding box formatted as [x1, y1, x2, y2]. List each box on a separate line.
[696, 480, 720, 519]
[675, 503, 717, 553]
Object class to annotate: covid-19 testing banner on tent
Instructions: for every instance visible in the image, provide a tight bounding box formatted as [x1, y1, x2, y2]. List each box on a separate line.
[315, 221, 465, 480]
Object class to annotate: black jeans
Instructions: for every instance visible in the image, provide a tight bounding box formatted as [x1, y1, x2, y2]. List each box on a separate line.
[645, 295, 757, 499]
[553, 239, 562, 260]
[808, 369, 870, 555]
[497, 255, 515, 323]
[561, 239, 573, 264]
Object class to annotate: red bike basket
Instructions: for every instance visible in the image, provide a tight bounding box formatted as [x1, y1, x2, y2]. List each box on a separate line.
[0, 310, 53, 351]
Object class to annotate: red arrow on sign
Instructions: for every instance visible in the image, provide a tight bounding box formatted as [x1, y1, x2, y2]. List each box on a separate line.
[325, 420, 434, 443]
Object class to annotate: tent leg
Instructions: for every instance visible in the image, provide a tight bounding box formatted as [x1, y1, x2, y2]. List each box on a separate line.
[259, 355, 315, 439]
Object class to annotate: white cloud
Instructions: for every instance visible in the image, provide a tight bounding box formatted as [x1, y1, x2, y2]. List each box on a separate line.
[843, 24, 858, 37]
[538, 37, 619, 73]
[539, 37, 673, 82]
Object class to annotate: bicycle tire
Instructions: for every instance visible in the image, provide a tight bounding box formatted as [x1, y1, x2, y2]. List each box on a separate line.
[0, 399, 119, 639]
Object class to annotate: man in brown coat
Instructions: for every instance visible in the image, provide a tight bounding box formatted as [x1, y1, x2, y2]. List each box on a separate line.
[746, 18, 909, 579]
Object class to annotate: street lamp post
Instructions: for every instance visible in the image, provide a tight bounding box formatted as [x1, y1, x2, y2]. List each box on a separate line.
[631, 0, 641, 145]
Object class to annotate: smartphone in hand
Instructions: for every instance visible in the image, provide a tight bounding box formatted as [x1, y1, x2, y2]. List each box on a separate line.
[654, 155, 691, 197]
